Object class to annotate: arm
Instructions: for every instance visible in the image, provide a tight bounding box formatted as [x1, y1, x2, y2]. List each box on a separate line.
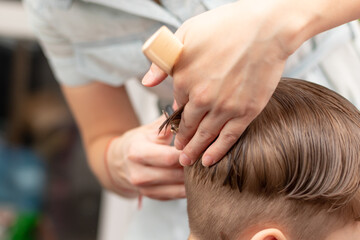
[61, 83, 139, 196]
[142, 0, 360, 166]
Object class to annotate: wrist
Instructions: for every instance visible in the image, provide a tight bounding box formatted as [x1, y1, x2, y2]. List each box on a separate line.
[232, 0, 357, 57]
[258, 0, 360, 55]
[228, 0, 315, 58]
[263, 0, 324, 55]
[105, 136, 139, 198]
[273, 0, 320, 56]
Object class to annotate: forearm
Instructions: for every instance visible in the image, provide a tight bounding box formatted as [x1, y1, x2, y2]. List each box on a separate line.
[313, 0, 360, 30]
[290, 0, 360, 50]
[61, 83, 140, 197]
[86, 134, 119, 192]
[232, 0, 360, 56]
[294, 0, 360, 48]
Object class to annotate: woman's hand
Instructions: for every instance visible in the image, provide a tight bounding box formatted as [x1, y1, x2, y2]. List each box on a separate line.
[105, 115, 185, 200]
[142, 0, 325, 166]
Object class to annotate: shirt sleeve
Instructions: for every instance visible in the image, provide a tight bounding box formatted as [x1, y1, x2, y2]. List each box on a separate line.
[24, 0, 93, 86]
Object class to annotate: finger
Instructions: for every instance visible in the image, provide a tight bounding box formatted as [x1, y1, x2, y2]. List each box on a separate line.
[174, 101, 209, 150]
[178, 109, 231, 166]
[172, 27, 190, 108]
[129, 164, 184, 187]
[142, 63, 168, 87]
[139, 184, 186, 200]
[202, 119, 247, 166]
[156, 127, 174, 145]
[151, 115, 174, 144]
[172, 100, 178, 110]
[129, 143, 181, 168]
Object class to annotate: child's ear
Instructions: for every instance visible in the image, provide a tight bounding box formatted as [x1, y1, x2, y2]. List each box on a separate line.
[250, 228, 287, 240]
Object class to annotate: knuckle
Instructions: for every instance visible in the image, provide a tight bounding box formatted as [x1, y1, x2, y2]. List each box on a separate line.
[192, 86, 211, 108]
[126, 145, 146, 164]
[235, 104, 252, 118]
[222, 132, 240, 144]
[215, 101, 236, 115]
[177, 124, 193, 141]
[128, 173, 141, 186]
[191, 128, 218, 149]
[197, 128, 217, 143]
[237, 100, 262, 118]
[129, 173, 149, 187]
[192, 94, 210, 108]
[175, 129, 185, 140]
[247, 100, 262, 113]
[174, 75, 188, 92]
[163, 155, 177, 167]
[175, 134, 185, 147]
[128, 174, 139, 186]
[126, 151, 141, 163]
[179, 114, 194, 133]
[174, 78, 184, 90]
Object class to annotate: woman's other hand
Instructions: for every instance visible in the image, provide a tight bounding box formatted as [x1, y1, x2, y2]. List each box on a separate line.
[106, 115, 185, 200]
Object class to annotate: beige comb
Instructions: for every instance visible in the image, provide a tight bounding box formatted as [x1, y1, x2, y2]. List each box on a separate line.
[142, 26, 184, 75]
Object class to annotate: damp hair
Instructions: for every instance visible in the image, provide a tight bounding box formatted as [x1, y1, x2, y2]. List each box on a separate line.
[160, 78, 360, 240]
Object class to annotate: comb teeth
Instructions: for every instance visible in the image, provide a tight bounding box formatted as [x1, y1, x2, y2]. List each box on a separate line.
[142, 26, 184, 75]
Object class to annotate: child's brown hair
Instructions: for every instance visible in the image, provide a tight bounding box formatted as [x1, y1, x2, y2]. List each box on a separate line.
[161, 78, 360, 240]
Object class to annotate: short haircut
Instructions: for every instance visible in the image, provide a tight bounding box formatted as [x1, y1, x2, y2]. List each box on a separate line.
[161, 78, 360, 240]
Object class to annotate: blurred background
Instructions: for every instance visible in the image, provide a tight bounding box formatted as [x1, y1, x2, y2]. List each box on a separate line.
[0, 0, 102, 239]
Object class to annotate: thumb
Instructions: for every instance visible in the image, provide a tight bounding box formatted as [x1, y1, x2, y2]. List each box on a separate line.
[142, 63, 168, 87]
[153, 114, 174, 144]
[172, 100, 179, 110]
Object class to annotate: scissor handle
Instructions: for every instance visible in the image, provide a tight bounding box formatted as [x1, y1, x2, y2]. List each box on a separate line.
[142, 26, 184, 75]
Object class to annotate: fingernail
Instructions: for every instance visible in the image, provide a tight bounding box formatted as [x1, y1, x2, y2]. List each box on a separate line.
[141, 70, 153, 85]
[152, 68, 163, 80]
[202, 155, 213, 167]
[174, 138, 184, 150]
[180, 153, 191, 166]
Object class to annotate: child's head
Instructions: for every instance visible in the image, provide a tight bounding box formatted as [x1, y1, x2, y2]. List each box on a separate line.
[162, 79, 360, 240]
